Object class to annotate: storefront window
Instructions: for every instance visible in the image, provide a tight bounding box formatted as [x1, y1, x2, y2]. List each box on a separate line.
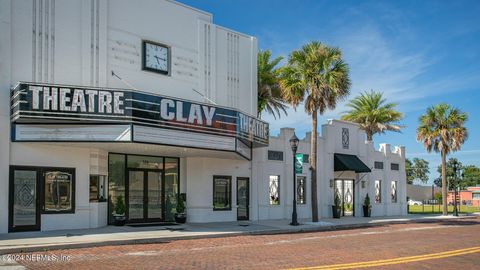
[391, 181, 397, 203]
[297, 176, 306, 204]
[90, 175, 106, 202]
[269, 175, 280, 205]
[127, 155, 163, 169]
[108, 154, 180, 223]
[375, 180, 382, 203]
[43, 169, 74, 213]
[213, 176, 231, 210]
[165, 158, 179, 221]
[108, 154, 125, 224]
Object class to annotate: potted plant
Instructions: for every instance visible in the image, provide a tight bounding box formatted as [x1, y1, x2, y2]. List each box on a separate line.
[363, 193, 372, 217]
[174, 195, 186, 224]
[113, 196, 126, 226]
[332, 191, 342, 218]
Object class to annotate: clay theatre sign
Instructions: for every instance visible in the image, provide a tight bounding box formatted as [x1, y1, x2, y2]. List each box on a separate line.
[10, 82, 269, 159]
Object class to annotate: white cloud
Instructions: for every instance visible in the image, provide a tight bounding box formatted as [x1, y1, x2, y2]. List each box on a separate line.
[261, 23, 434, 134]
[259, 20, 479, 136]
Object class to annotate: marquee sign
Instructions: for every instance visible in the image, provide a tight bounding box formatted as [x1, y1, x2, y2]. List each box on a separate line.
[10, 82, 269, 148]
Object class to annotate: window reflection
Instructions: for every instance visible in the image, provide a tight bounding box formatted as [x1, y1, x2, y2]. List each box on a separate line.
[44, 171, 73, 212]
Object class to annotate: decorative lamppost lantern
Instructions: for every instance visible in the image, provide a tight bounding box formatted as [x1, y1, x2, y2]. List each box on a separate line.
[289, 133, 300, 226]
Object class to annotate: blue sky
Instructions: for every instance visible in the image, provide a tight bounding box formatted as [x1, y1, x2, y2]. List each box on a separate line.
[180, 0, 480, 185]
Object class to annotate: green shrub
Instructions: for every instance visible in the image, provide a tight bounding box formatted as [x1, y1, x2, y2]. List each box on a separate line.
[176, 196, 186, 214]
[334, 191, 341, 207]
[114, 196, 126, 215]
[364, 193, 371, 207]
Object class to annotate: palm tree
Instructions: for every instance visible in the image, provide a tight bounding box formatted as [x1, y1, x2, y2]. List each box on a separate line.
[257, 50, 287, 119]
[416, 103, 468, 215]
[341, 90, 403, 141]
[280, 41, 350, 222]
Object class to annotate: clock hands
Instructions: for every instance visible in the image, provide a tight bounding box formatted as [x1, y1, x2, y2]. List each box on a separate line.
[154, 55, 167, 64]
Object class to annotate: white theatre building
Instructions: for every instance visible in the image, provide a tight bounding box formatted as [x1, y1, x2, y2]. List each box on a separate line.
[0, 0, 406, 233]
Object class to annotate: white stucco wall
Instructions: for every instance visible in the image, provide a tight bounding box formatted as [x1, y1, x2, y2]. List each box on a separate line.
[2, 0, 257, 115]
[0, 0, 12, 234]
[184, 157, 252, 223]
[258, 120, 407, 220]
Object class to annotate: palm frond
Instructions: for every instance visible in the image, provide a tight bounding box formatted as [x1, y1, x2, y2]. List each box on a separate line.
[257, 50, 288, 119]
[340, 90, 403, 140]
[416, 103, 468, 155]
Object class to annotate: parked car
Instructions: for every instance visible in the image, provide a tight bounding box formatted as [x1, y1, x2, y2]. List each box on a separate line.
[408, 199, 423, 206]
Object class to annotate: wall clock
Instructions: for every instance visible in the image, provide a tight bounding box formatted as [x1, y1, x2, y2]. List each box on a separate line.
[142, 40, 170, 75]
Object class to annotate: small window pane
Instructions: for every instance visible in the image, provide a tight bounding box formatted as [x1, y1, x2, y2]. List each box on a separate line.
[303, 154, 309, 163]
[268, 151, 284, 161]
[165, 158, 179, 221]
[213, 176, 231, 210]
[44, 170, 74, 212]
[90, 175, 106, 202]
[375, 180, 382, 203]
[374, 162, 384, 170]
[342, 128, 349, 149]
[391, 181, 397, 203]
[269, 175, 280, 205]
[90, 175, 99, 202]
[108, 154, 125, 224]
[391, 163, 399, 171]
[297, 176, 306, 204]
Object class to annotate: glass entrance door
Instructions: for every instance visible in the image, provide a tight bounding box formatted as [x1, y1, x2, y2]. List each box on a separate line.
[237, 178, 249, 220]
[127, 169, 163, 222]
[128, 171, 144, 220]
[334, 179, 355, 216]
[9, 167, 41, 232]
[147, 171, 162, 219]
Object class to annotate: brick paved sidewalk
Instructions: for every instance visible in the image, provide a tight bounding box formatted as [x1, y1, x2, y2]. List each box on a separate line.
[0, 214, 477, 255]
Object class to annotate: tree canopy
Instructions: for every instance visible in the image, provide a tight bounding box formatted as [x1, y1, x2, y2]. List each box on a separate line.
[416, 103, 468, 215]
[434, 159, 480, 189]
[341, 90, 403, 141]
[279, 41, 350, 222]
[257, 50, 287, 119]
[406, 158, 430, 184]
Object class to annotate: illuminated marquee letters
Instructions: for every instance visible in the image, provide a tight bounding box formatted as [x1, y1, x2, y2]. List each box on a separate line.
[29, 86, 124, 114]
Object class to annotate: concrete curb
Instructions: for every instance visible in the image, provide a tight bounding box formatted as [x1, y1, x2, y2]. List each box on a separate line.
[1, 215, 477, 255]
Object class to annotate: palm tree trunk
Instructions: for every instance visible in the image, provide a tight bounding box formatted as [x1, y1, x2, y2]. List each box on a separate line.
[366, 131, 373, 142]
[441, 151, 448, 215]
[310, 109, 319, 222]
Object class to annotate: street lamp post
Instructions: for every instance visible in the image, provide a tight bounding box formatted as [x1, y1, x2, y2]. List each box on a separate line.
[452, 161, 461, 217]
[290, 133, 300, 226]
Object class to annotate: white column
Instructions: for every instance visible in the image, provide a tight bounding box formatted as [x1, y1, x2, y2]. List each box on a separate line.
[0, 0, 12, 233]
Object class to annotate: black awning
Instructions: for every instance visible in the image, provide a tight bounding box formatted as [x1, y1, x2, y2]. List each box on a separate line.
[334, 153, 371, 173]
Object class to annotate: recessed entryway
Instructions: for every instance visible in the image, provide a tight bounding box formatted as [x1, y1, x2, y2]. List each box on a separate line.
[334, 179, 355, 216]
[127, 169, 164, 222]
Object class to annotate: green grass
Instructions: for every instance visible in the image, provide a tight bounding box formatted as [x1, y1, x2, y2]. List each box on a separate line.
[408, 204, 480, 214]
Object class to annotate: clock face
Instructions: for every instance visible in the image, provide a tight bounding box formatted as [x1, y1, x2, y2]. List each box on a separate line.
[143, 41, 169, 74]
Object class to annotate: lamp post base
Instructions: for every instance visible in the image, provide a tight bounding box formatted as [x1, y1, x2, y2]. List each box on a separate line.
[290, 209, 299, 226]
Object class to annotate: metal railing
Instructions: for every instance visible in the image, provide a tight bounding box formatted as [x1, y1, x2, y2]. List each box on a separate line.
[407, 200, 480, 214]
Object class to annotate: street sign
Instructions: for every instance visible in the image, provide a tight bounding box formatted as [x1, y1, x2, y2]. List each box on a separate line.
[295, 153, 303, 174]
